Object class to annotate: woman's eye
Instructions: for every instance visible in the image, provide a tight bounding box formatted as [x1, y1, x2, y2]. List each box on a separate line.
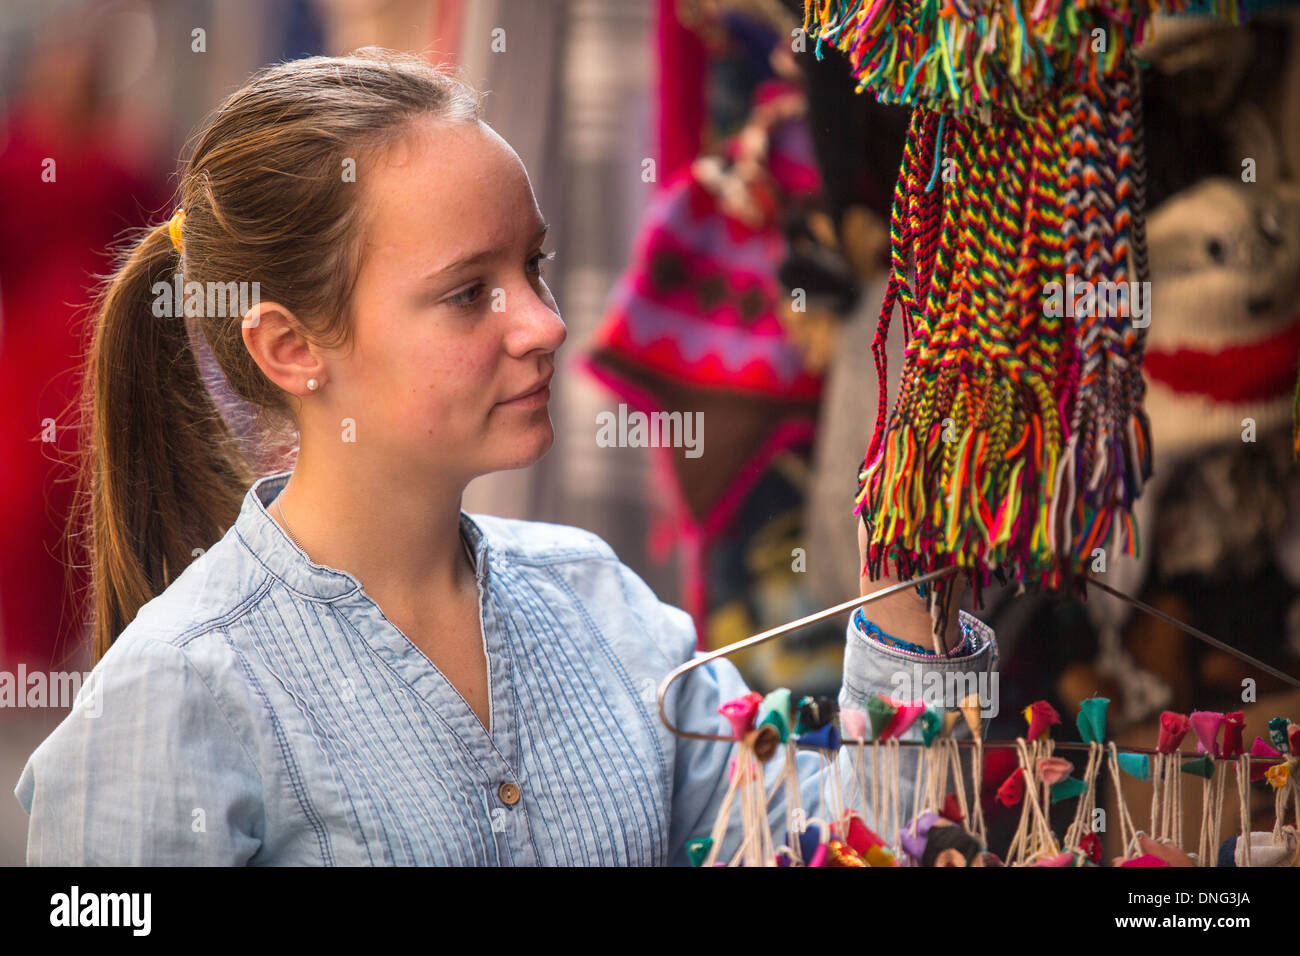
[445, 252, 555, 308]
[529, 249, 557, 276]
[446, 283, 484, 308]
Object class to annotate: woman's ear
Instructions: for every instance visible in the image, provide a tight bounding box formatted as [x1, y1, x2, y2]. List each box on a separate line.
[241, 300, 326, 398]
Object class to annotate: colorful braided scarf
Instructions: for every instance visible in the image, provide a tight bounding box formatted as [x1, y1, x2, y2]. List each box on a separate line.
[803, 1, 1239, 630]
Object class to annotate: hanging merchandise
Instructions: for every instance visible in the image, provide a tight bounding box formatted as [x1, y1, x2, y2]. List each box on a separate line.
[800, 1, 1240, 636]
[656, 559, 1300, 866]
[682, 682, 1299, 866]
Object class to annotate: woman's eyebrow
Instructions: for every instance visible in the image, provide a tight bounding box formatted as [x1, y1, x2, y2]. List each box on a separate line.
[422, 222, 549, 281]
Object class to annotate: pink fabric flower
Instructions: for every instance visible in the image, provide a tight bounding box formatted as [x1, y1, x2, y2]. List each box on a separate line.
[1157, 712, 1190, 754]
[997, 767, 1025, 806]
[1025, 700, 1061, 741]
[1037, 756, 1074, 785]
[882, 702, 925, 741]
[718, 691, 763, 738]
[1222, 712, 1245, 758]
[1189, 711, 1223, 757]
[839, 707, 867, 740]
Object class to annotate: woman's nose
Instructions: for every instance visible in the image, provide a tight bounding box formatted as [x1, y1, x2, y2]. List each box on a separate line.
[505, 284, 566, 355]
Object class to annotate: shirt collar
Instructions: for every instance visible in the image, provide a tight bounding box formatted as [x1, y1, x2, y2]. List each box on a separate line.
[234, 470, 490, 601]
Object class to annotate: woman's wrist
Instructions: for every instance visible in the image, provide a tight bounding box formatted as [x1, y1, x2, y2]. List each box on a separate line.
[857, 571, 964, 653]
[853, 607, 979, 659]
[856, 520, 963, 653]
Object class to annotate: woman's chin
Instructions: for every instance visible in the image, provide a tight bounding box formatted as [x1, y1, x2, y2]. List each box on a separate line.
[491, 420, 554, 471]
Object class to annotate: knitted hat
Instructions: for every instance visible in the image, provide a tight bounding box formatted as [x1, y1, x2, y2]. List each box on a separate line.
[1143, 178, 1300, 457]
[1139, 8, 1300, 457]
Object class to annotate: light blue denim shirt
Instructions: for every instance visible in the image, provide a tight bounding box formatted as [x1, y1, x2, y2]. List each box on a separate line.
[14, 471, 997, 865]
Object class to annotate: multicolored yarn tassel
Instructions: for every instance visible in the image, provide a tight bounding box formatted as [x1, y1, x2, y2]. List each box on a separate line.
[803, 1, 1238, 631]
[802, 0, 1241, 119]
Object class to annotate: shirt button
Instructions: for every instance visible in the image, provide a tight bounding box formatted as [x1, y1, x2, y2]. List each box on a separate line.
[498, 781, 521, 806]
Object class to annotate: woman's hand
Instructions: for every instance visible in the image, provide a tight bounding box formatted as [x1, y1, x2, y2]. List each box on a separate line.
[857, 518, 963, 654]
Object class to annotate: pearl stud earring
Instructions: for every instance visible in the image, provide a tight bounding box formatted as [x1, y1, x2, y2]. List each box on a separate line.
[306, 378, 319, 391]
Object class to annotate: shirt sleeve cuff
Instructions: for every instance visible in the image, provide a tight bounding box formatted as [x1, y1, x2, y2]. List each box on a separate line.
[840, 609, 1000, 732]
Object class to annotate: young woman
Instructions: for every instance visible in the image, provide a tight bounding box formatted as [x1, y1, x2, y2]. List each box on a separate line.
[14, 49, 996, 865]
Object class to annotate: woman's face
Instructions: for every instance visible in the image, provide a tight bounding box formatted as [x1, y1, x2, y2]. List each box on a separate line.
[319, 117, 565, 482]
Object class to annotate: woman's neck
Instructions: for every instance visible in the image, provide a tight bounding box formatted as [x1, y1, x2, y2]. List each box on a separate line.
[269, 445, 474, 610]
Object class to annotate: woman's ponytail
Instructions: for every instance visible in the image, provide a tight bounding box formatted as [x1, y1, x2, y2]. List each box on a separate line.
[75, 221, 253, 663]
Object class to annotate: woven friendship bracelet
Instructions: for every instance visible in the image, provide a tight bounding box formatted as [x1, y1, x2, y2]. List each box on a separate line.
[807, 1, 1238, 634]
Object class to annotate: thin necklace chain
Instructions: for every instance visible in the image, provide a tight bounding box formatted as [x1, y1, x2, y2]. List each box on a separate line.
[275, 493, 476, 574]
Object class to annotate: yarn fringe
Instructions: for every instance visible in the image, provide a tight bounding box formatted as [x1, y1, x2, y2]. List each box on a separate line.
[849, 58, 1158, 626]
[803, 0, 1241, 119]
[815, 2, 1240, 632]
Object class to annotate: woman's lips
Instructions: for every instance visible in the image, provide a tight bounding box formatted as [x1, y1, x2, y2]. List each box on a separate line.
[496, 375, 552, 408]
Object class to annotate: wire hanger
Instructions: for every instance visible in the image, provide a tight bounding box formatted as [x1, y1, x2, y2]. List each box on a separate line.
[656, 567, 1300, 747]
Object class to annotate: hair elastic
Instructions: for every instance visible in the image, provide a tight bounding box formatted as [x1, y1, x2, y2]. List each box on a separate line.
[168, 209, 186, 254]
